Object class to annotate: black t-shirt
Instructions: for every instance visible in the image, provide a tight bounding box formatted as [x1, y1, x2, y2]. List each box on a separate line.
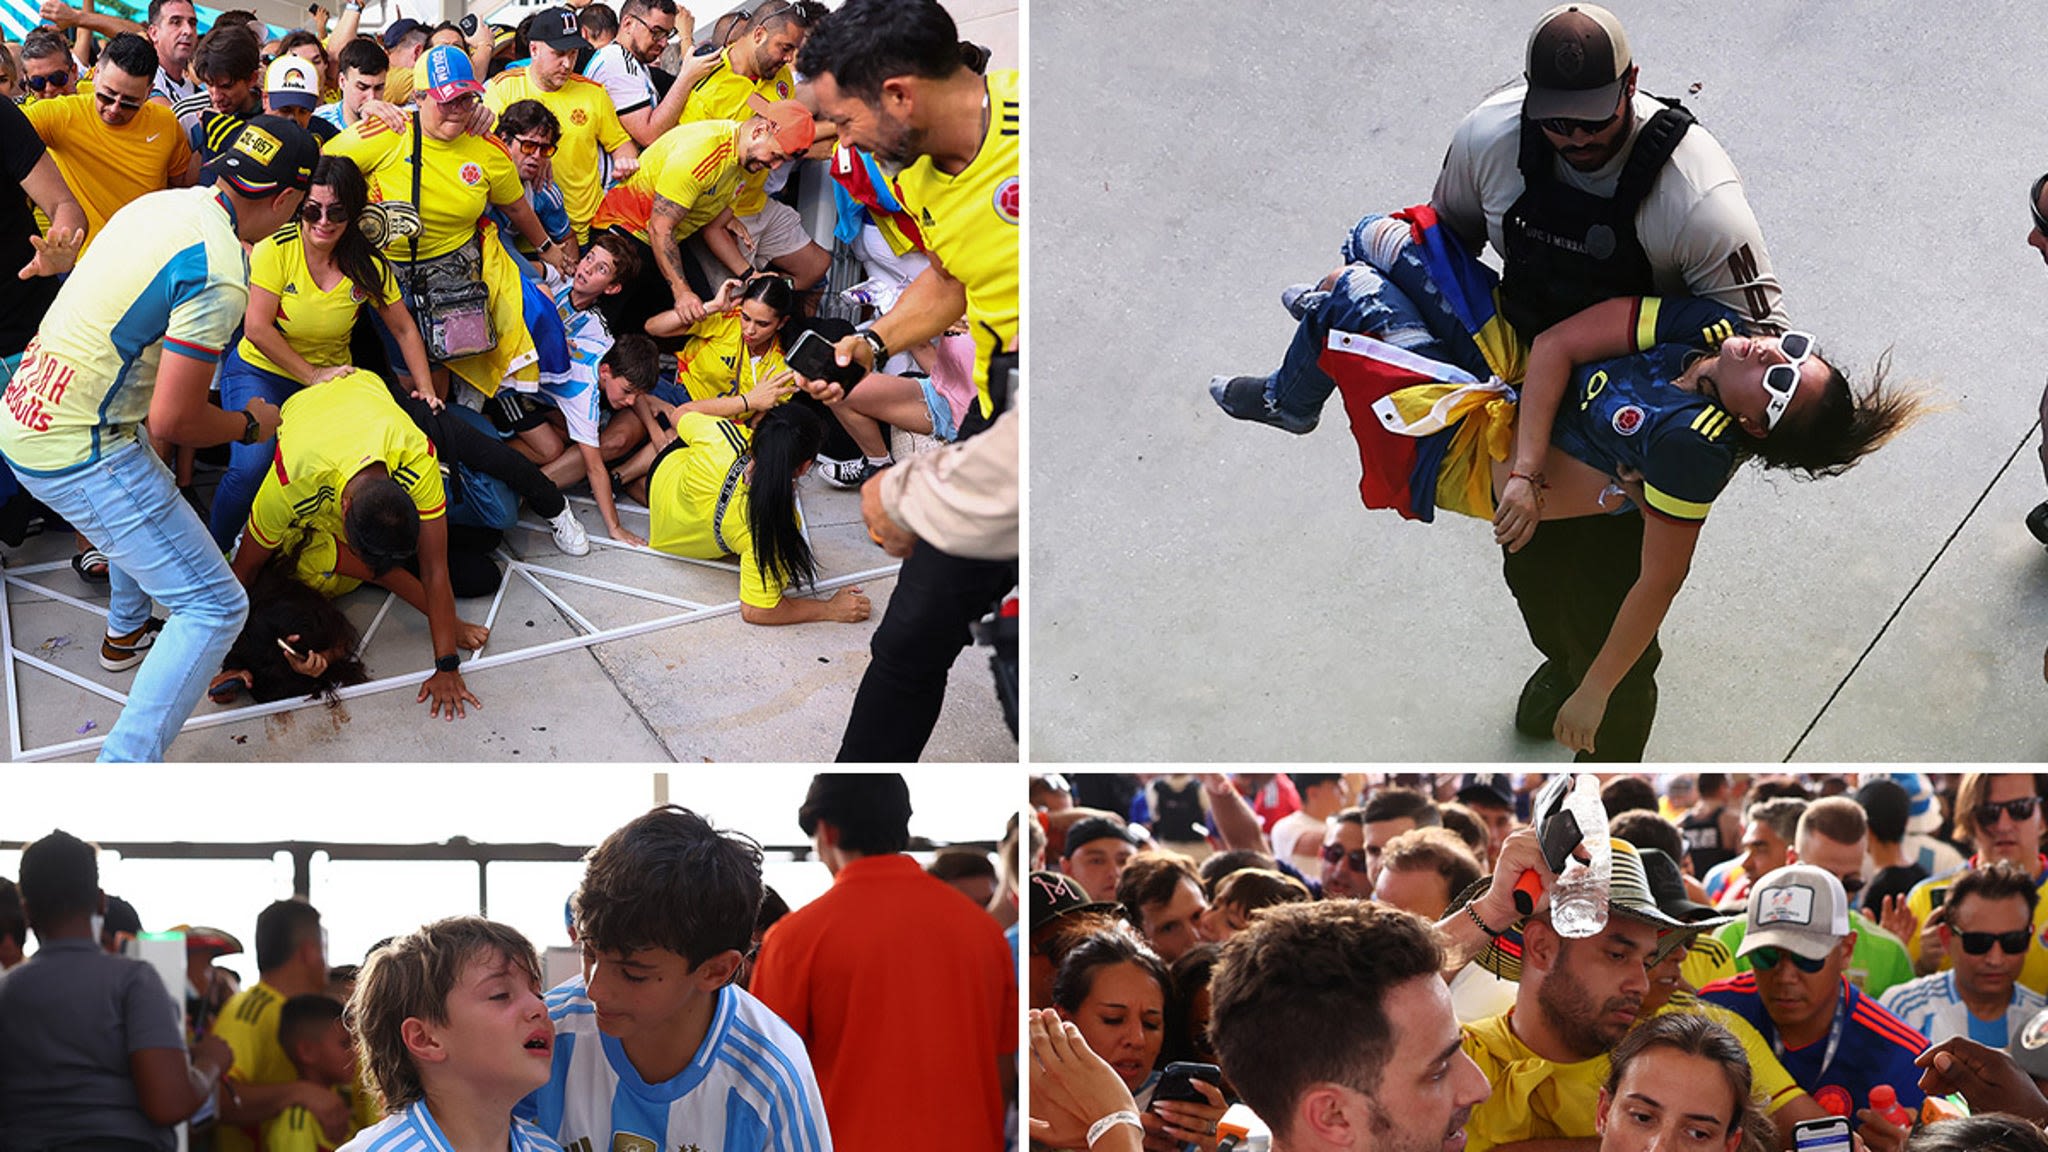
[1, 98, 63, 359]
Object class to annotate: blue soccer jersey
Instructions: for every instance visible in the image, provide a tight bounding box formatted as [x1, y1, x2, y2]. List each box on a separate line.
[516, 977, 832, 1152]
[1548, 296, 1747, 523]
[1701, 973, 1929, 1122]
[340, 1100, 562, 1152]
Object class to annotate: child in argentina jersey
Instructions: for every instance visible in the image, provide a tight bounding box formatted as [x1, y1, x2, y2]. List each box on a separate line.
[344, 1101, 561, 1152]
[516, 976, 831, 1152]
[1548, 295, 1746, 523]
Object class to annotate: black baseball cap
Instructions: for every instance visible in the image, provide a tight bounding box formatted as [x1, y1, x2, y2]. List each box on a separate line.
[797, 773, 911, 837]
[529, 6, 592, 53]
[1028, 870, 1118, 933]
[380, 17, 424, 49]
[1062, 816, 1138, 858]
[204, 115, 318, 198]
[1524, 3, 1633, 122]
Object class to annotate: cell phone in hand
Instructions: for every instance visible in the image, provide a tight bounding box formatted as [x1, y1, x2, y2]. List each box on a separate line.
[785, 329, 865, 388]
[1793, 1118, 1851, 1152]
[458, 13, 479, 36]
[1150, 1061, 1220, 1107]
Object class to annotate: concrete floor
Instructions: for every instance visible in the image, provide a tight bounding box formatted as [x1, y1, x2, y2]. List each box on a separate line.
[2, 472, 1015, 763]
[1029, 1, 2048, 761]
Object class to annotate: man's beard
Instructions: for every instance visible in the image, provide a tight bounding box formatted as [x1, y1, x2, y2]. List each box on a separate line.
[1537, 966, 1638, 1060]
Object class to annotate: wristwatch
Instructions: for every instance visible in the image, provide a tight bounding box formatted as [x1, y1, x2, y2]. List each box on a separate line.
[238, 407, 261, 445]
[859, 328, 889, 364]
[434, 653, 461, 674]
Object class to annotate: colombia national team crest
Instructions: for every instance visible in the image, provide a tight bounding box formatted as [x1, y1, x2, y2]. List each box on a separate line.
[571, 108, 589, 126]
[993, 176, 1019, 225]
[460, 162, 483, 186]
[1611, 403, 1645, 436]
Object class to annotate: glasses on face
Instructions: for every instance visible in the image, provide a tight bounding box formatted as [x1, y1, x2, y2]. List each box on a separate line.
[1837, 873, 1865, 896]
[24, 72, 69, 91]
[508, 136, 558, 158]
[1759, 330, 1816, 432]
[438, 93, 480, 114]
[1957, 929, 2033, 956]
[627, 14, 675, 43]
[1748, 946, 1829, 974]
[1535, 102, 1624, 138]
[1976, 796, 2043, 828]
[94, 89, 145, 112]
[1321, 842, 1369, 873]
[2032, 174, 2048, 235]
[298, 201, 350, 225]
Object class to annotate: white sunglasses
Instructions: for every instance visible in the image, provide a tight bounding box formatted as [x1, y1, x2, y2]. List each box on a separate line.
[1760, 331, 1815, 432]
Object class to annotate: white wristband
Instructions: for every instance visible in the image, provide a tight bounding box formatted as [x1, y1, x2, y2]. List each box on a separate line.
[1087, 1110, 1143, 1149]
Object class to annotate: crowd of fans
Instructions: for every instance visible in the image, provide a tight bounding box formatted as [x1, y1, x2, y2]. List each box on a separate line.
[0, 773, 1019, 1151]
[1027, 772, 2048, 1152]
[0, 0, 1018, 761]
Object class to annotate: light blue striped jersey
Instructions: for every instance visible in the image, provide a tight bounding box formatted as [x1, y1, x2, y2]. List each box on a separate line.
[516, 976, 832, 1152]
[535, 268, 614, 448]
[338, 1099, 562, 1152]
[1877, 968, 2047, 1049]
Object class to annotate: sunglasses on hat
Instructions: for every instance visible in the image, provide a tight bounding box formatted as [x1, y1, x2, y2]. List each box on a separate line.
[1956, 929, 2033, 956]
[1749, 946, 1829, 974]
[1975, 796, 2042, 827]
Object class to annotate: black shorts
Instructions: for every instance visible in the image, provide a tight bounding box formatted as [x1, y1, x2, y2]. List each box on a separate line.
[485, 390, 554, 435]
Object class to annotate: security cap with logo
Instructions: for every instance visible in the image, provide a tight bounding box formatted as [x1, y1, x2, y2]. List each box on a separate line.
[1453, 838, 1694, 983]
[1737, 864, 1851, 962]
[746, 91, 816, 154]
[264, 55, 320, 110]
[1524, 3, 1633, 122]
[206, 114, 319, 197]
[530, 6, 592, 53]
[416, 44, 484, 103]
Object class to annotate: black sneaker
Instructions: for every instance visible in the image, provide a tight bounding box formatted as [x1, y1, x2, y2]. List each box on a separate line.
[1515, 660, 1572, 739]
[1208, 375, 1317, 435]
[2028, 500, 2048, 547]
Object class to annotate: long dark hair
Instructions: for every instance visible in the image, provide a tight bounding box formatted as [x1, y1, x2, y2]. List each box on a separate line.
[1603, 1012, 1769, 1152]
[745, 403, 824, 594]
[224, 559, 369, 703]
[739, 274, 795, 352]
[305, 155, 394, 306]
[1738, 348, 1926, 479]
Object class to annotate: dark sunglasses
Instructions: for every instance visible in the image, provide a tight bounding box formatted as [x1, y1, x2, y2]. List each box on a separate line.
[1837, 873, 1865, 896]
[1535, 107, 1623, 137]
[1748, 946, 1829, 974]
[1958, 930, 2033, 956]
[2032, 173, 2048, 235]
[93, 89, 145, 112]
[298, 201, 351, 225]
[23, 72, 69, 91]
[1975, 797, 2042, 827]
[1321, 842, 1369, 872]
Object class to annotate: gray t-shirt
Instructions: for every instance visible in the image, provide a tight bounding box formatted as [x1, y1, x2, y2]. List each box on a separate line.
[0, 937, 188, 1151]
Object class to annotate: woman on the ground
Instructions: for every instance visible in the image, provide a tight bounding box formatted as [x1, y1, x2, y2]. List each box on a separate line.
[625, 401, 871, 626]
[210, 155, 435, 550]
[206, 557, 369, 704]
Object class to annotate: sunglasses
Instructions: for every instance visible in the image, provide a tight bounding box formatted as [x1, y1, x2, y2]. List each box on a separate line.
[509, 136, 558, 158]
[1321, 842, 1369, 873]
[298, 201, 351, 225]
[93, 89, 146, 112]
[1748, 946, 1829, 974]
[1759, 330, 1815, 432]
[1976, 797, 2042, 828]
[2033, 174, 2048, 235]
[1957, 929, 2033, 956]
[23, 72, 69, 91]
[1535, 106, 1623, 137]
[437, 92, 480, 113]
[1837, 873, 1865, 896]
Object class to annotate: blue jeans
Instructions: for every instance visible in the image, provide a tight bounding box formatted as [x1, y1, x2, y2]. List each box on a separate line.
[209, 346, 301, 551]
[1267, 213, 1493, 420]
[11, 438, 249, 761]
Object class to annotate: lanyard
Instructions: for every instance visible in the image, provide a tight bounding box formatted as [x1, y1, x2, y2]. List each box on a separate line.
[1772, 980, 1847, 1082]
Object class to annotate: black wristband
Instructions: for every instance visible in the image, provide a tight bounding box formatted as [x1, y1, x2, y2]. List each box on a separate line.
[860, 328, 889, 364]
[434, 653, 460, 674]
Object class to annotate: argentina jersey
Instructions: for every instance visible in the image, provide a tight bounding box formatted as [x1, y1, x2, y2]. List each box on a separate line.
[1549, 296, 1746, 523]
[538, 274, 616, 447]
[517, 977, 831, 1152]
[341, 1100, 562, 1152]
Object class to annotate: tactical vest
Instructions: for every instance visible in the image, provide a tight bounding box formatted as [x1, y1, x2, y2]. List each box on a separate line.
[1497, 96, 1695, 336]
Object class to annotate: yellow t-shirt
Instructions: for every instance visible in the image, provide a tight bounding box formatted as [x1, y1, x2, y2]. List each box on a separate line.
[237, 224, 401, 379]
[893, 69, 1019, 417]
[677, 50, 794, 217]
[1460, 1011, 1606, 1152]
[648, 411, 788, 609]
[675, 311, 790, 405]
[593, 119, 744, 244]
[1906, 857, 2048, 996]
[262, 1092, 355, 1152]
[383, 65, 414, 107]
[214, 981, 298, 1152]
[24, 92, 192, 253]
[322, 116, 523, 259]
[245, 371, 447, 554]
[484, 70, 630, 241]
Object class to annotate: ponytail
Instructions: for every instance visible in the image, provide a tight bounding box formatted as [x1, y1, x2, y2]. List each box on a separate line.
[744, 404, 825, 593]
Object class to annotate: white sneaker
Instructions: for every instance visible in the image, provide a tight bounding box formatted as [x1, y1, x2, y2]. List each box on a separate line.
[549, 506, 591, 556]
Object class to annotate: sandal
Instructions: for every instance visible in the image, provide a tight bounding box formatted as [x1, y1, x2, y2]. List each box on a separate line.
[71, 547, 109, 584]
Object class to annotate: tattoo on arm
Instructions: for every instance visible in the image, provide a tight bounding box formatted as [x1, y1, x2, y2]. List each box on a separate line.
[650, 195, 687, 287]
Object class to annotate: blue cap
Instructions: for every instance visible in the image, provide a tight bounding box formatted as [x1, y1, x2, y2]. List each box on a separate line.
[417, 44, 483, 103]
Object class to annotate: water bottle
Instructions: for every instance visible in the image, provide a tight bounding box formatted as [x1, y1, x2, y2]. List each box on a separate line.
[1868, 1086, 1913, 1129]
[1550, 774, 1611, 938]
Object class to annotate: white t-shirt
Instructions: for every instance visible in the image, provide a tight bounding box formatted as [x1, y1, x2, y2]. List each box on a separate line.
[1268, 810, 1329, 877]
[1431, 85, 1787, 332]
[583, 42, 654, 117]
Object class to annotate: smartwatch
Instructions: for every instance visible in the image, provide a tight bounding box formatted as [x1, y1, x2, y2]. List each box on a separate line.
[238, 407, 261, 445]
[859, 328, 889, 365]
[434, 653, 461, 674]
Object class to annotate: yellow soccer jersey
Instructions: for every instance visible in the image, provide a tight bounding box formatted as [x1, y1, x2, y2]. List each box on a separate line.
[1906, 856, 2048, 995]
[214, 981, 299, 1152]
[675, 312, 790, 405]
[245, 371, 447, 555]
[323, 116, 523, 259]
[0, 187, 247, 476]
[262, 1094, 354, 1152]
[484, 70, 630, 240]
[237, 225, 400, 379]
[677, 51, 793, 217]
[648, 411, 789, 609]
[593, 119, 744, 245]
[24, 93, 191, 253]
[894, 69, 1019, 417]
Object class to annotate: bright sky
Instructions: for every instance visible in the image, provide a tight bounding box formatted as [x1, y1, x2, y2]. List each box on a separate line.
[3, 767, 1018, 983]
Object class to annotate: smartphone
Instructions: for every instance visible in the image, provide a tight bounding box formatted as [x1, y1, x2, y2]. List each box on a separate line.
[458, 13, 479, 36]
[654, 411, 673, 432]
[1151, 1061, 1220, 1106]
[785, 329, 865, 388]
[1793, 1118, 1851, 1152]
[1929, 888, 1948, 910]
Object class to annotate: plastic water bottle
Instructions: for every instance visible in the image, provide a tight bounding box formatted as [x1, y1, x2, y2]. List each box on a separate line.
[1550, 774, 1611, 938]
[1868, 1086, 1913, 1129]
